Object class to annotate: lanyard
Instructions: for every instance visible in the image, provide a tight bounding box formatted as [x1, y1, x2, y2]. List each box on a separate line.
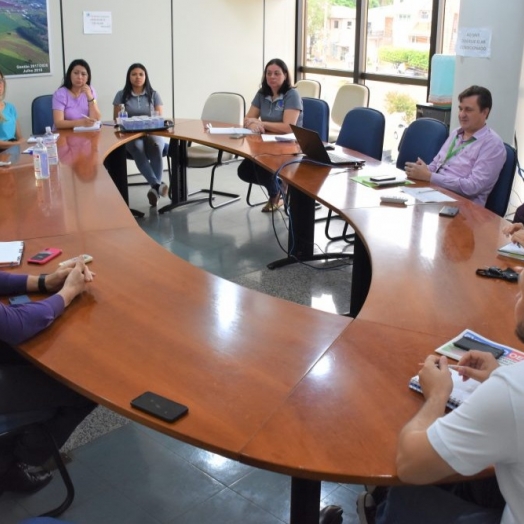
[443, 134, 476, 165]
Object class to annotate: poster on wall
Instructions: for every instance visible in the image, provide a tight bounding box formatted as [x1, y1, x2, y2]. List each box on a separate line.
[0, 0, 51, 77]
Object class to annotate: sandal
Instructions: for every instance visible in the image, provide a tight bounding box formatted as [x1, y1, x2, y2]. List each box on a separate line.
[261, 199, 284, 212]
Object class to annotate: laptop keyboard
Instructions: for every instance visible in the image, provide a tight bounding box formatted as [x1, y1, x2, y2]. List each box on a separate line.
[327, 151, 363, 164]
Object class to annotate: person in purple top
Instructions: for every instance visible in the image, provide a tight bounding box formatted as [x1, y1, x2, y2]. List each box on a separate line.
[52, 59, 102, 130]
[0, 259, 96, 495]
[404, 85, 506, 207]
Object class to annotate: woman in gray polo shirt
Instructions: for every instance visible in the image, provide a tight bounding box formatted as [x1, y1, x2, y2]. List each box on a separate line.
[238, 58, 303, 212]
[113, 63, 166, 207]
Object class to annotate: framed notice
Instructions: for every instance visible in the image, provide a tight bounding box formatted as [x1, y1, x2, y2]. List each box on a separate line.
[0, 0, 51, 77]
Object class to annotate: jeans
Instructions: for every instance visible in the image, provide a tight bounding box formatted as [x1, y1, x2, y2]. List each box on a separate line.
[376, 480, 504, 524]
[237, 159, 280, 198]
[126, 135, 165, 187]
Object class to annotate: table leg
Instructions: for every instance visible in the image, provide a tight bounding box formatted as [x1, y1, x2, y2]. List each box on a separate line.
[158, 138, 209, 214]
[350, 234, 371, 317]
[267, 185, 352, 270]
[290, 477, 320, 524]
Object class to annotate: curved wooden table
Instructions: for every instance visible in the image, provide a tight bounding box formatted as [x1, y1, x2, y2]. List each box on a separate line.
[1, 123, 519, 523]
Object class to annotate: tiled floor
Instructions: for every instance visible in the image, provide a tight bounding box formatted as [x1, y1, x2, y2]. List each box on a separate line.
[2, 162, 363, 523]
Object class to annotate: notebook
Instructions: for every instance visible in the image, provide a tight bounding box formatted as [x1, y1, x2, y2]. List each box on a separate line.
[290, 124, 365, 166]
[0, 241, 24, 267]
[409, 368, 480, 410]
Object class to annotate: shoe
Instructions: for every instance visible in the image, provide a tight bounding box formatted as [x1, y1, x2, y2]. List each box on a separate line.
[356, 491, 377, 524]
[0, 461, 52, 494]
[319, 504, 343, 524]
[158, 182, 168, 198]
[261, 199, 284, 212]
[147, 187, 159, 207]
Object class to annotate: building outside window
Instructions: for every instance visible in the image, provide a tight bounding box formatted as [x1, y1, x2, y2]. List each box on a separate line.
[300, 0, 460, 162]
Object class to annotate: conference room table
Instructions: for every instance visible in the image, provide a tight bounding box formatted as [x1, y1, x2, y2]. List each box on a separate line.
[0, 123, 520, 524]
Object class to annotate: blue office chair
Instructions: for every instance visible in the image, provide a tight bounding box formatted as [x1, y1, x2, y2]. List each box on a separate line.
[396, 117, 448, 168]
[325, 107, 386, 241]
[31, 95, 54, 135]
[302, 97, 329, 142]
[247, 97, 330, 206]
[485, 143, 517, 217]
[0, 411, 75, 517]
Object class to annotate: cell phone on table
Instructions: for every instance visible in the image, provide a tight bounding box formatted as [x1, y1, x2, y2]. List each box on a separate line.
[130, 391, 188, 423]
[439, 206, 459, 217]
[28, 247, 62, 265]
[370, 175, 395, 182]
[453, 336, 505, 359]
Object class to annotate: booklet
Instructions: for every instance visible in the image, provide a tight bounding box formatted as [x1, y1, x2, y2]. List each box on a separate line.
[28, 133, 59, 143]
[435, 329, 524, 366]
[0, 241, 24, 267]
[409, 368, 480, 410]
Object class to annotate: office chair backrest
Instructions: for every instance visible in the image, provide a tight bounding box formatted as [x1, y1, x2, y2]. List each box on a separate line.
[485, 143, 517, 217]
[336, 107, 385, 161]
[396, 118, 448, 169]
[31, 94, 53, 135]
[295, 79, 321, 99]
[201, 92, 245, 125]
[331, 84, 370, 127]
[302, 97, 329, 142]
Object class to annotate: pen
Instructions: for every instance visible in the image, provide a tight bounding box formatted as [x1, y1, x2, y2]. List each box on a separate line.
[418, 363, 461, 370]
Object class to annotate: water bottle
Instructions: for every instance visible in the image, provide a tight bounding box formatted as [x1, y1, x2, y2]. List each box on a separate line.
[43, 126, 58, 165]
[33, 137, 49, 179]
[117, 104, 128, 127]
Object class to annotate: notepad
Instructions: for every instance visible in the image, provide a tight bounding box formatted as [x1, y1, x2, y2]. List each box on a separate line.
[409, 368, 480, 410]
[206, 127, 253, 135]
[73, 121, 101, 132]
[0, 241, 24, 267]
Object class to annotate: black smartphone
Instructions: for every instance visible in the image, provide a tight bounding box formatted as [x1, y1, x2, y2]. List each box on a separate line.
[439, 206, 459, 217]
[453, 336, 505, 359]
[130, 391, 188, 422]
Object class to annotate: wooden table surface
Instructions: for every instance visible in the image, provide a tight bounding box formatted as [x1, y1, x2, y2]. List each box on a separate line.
[3, 123, 520, 495]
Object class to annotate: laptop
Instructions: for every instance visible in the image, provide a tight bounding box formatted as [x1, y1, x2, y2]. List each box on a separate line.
[290, 124, 365, 166]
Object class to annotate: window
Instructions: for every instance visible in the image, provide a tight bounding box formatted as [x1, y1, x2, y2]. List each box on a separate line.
[300, 0, 456, 162]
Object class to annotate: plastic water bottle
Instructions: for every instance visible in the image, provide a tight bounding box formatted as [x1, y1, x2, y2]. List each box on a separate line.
[33, 137, 49, 179]
[117, 104, 128, 126]
[43, 126, 58, 165]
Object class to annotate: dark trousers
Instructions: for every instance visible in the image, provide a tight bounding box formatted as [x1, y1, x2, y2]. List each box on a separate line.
[0, 342, 96, 471]
[237, 159, 280, 198]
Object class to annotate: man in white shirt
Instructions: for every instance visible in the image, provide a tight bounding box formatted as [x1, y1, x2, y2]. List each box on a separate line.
[361, 273, 524, 524]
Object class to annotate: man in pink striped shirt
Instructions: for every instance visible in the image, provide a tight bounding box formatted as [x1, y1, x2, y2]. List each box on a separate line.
[405, 85, 506, 206]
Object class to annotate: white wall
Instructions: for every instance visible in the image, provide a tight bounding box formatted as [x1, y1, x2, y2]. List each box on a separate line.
[452, 1, 524, 144]
[6, 0, 297, 134]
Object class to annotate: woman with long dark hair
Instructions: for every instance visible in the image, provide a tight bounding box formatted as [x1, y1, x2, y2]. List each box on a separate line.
[237, 58, 303, 212]
[113, 63, 166, 207]
[53, 59, 101, 129]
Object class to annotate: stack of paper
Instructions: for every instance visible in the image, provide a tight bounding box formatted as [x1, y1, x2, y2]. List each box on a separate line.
[73, 121, 101, 132]
[28, 133, 59, 143]
[0, 241, 24, 267]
